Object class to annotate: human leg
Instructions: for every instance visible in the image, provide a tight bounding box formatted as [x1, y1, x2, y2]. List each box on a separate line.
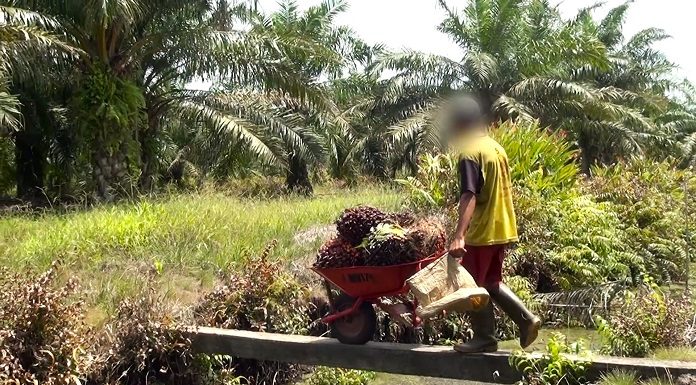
[483, 245, 541, 349]
[455, 246, 498, 353]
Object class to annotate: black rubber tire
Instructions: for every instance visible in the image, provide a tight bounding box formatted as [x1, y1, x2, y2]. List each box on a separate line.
[330, 293, 377, 345]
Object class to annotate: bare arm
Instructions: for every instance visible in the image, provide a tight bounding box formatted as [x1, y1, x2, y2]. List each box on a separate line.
[449, 191, 477, 258]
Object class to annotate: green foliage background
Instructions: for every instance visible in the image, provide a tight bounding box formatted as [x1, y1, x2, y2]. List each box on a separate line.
[400, 122, 696, 290]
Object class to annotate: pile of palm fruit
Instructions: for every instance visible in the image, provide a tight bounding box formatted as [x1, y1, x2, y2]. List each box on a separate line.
[314, 205, 447, 268]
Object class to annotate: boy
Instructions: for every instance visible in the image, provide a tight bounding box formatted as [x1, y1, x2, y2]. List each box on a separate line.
[446, 96, 541, 353]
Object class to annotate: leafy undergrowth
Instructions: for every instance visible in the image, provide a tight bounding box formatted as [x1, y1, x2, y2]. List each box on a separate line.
[0, 248, 333, 384]
[498, 328, 602, 352]
[300, 367, 375, 385]
[0, 185, 401, 312]
[596, 281, 694, 358]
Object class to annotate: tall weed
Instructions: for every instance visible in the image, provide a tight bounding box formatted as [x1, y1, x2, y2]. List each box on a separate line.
[509, 332, 590, 385]
[194, 243, 316, 384]
[597, 279, 694, 357]
[89, 288, 198, 385]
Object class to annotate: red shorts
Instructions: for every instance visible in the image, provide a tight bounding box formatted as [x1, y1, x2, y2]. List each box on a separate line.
[460, 244, 506, 286]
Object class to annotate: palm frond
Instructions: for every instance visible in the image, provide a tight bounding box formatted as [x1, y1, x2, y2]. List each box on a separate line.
[492, 94, 535, 123]
[509, 77, 596, 102]
[597, 1, 632, 48]
[0, 88, 20, 134]
[174, 100, 281, 168]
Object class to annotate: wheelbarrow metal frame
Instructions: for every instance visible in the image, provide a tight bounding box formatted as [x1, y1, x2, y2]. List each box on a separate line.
[312, 252, 444, 325]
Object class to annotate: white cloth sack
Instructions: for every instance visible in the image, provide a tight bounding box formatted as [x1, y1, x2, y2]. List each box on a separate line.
[406, 253, 489, 319]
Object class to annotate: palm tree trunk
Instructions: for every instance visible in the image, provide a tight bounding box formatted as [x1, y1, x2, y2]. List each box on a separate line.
[286, 153, 312, 196]
[577, 131, 593, 176]
[580, 154, 592, 176]
[478, 90, 496, 121]
[14, 130, 45, 201]
[93, 142, 130, 201]
[138, 115, 159, 192]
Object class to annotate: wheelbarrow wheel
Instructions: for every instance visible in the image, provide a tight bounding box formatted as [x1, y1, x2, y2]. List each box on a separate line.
[331, 293, 376, 345]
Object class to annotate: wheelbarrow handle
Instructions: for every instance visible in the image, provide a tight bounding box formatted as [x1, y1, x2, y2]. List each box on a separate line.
[418, 250, 448, 270]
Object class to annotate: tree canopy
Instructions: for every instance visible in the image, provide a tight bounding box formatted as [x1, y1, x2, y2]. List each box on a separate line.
[0, 0, 694, 200]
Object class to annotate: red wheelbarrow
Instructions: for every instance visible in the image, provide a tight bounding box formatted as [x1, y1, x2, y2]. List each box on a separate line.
[311, 253, 442, 345]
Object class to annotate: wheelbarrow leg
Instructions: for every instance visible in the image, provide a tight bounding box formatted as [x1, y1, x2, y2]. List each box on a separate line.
[324, 279, 335, 311]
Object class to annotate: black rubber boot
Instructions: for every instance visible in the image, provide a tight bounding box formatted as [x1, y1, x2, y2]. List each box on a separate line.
[487, 283, 541, 349]
[454, 301, 498, 353]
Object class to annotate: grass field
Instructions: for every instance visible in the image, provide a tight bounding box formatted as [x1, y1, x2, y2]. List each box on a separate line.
[0, 185, 402, 314]
[3, 184, 694, 363]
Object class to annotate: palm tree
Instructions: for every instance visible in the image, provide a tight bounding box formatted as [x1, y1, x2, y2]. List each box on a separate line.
[0, 5, 80, 198]
[370, 0, 666, 174]
[554, 2, 686, 171]
[666, 81, 696, 167]
[134, 0, 341, 192]
[0, 5, 75, 133]
[192, 0, 377, 193]
[4, 0, 332, 199]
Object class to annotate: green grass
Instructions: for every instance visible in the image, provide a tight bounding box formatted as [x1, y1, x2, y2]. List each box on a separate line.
[0, 185, 402, 311]
[598, 370, 675, 385]
[499, 327, 601, 352]
[651, 346, 696, 362]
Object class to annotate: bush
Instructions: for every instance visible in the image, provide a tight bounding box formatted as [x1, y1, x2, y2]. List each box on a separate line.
[194, 242, 311, 334]
[0, 262, 92, 385]
[89, 288, 202, 385]
[0, 262, 244, 385]
[302, 367, 375, 385]
[597, 280, 694, 357]
[194, 242, 315, 384]
[510, 332, 590, 385]
[397, 153, 459, 210]
[583, 159, 696, 283]
[512, 187, 636, 291]
[492, 121, 579, 193]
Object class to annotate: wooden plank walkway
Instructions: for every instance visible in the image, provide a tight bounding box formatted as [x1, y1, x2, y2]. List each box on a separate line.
[190, 327, 696, 384]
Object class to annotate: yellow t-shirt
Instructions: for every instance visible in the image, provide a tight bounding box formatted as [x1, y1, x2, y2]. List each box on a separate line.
[452, 134, 518, 246]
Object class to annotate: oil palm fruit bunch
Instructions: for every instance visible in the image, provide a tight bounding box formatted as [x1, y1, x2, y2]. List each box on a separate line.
[335, 205, 388, 246]
[363, 223, 418, 266]
[386, 210, 417, 227]
[406, 218, 447, 259]
[314, 237, 365, 268]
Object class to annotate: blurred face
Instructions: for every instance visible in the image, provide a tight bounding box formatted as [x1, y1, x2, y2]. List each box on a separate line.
[443, 114, 485, 147]
[441, 95, 485, 142]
